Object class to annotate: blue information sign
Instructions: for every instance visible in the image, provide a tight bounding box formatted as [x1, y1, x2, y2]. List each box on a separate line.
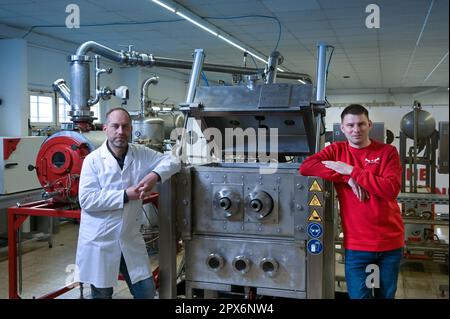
[307, 239, 323, 255]
[307, 222, 323, 238]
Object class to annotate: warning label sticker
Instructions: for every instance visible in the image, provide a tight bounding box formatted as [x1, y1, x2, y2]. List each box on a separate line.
[308, 209, 322, 222]
[309, 180, 322, 192]
[308, 194, 322, 207]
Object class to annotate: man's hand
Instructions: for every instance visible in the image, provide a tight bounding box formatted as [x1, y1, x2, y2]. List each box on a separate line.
[322, 161, 354, 175]
[136, 172, 160, 199]
[126, 185, 141, 201]
[348, 177, 370, 202]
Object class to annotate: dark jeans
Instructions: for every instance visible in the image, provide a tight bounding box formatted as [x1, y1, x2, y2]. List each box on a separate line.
[345, 248, 403, 299]
[90, 255, 155, 299]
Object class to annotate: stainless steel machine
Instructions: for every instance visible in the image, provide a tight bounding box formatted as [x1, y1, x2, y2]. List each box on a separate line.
[169, 44, 336, 299]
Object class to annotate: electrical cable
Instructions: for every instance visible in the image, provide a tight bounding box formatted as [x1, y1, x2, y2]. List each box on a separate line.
[324, 45, 335, 104]
[201, 71, 209, 86]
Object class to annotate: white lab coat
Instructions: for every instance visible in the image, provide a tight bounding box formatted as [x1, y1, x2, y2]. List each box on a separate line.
[75, 141, 180, 288]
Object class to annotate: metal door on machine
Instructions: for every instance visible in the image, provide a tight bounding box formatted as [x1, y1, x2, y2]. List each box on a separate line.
[0, 136, 46, 194]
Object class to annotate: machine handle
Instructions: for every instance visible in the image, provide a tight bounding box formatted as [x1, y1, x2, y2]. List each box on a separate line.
[5, 163, 18, 169]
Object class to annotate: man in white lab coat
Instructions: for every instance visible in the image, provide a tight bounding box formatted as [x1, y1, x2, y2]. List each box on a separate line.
[75, 107, 180, 299]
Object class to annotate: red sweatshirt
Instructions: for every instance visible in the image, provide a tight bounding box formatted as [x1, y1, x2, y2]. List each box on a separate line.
[299, 139, 404, 252]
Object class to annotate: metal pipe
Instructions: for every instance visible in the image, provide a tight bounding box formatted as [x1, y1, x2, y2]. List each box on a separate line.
[315, 42, 328, 102]
[74, 41, 312, 80]
[400, 132, 406, 192]
[413, 102, 419, 192]
[76, 41, 125, 63]
[408, 146, 413, 193]
[185, 49, 205, 103]
[265, 51, 282, 84]
[141, 76, 159, 117]
[158, 179, 177, 298]
[90, 55, 112, 106]
[430, 135, 436, 192]
[52, 79, 71, 104]
[315, 114, 322, 153]
[69, 55, 93, 123]
[153, 56, 311, 81]
[74, 41, 312, 81]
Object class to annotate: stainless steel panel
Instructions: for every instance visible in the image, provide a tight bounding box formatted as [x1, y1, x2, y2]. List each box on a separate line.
[188, 165, 309, 238]
[185, 236, 306, 292]
[194, 84, 312, 111]
[191, 84, 314, 155]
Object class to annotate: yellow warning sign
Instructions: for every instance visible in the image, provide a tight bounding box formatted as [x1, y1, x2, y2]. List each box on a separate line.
[309, 180, 322, 192]
[308, 209, 322, 222]
[308, 194, 322, 207]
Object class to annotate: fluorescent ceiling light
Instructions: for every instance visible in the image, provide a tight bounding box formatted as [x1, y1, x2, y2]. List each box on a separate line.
[151, 0, 270, 66]
[277, 67, 284, 72]
[152, 0, 175, 13]
[424, 51, 448, 82]
[176, 12, 218, 36]
[217, 35, 246, 52]
[245, 51, 267, 64]
[297, 79, 306, 84]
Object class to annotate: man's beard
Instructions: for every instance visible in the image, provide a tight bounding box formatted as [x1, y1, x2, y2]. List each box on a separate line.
[110, 137, 128, 148]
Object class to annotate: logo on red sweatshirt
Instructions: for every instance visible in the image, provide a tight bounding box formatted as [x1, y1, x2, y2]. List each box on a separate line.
[365, 157, 380, 165]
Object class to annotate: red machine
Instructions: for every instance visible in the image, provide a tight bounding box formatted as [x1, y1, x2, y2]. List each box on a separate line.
[33, 130, 104, 203]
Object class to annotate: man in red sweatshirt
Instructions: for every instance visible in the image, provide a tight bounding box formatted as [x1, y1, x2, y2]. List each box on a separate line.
[299, 104, 404, 299]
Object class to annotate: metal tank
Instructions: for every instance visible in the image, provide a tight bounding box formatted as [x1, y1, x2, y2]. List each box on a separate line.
[156, 110, 185, 140]
[401, 108, 436, 140]
[132, 117, 165, 151]
[34, 130, 105, 203]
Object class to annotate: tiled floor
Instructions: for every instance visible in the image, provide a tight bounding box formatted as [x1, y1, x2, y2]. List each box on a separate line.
[335, 257, 449, 299]
[0, 222, 136, 299]
[0, 223, 448, 299]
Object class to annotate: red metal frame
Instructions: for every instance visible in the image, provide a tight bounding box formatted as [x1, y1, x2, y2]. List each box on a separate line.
[8, 193, 159, 299]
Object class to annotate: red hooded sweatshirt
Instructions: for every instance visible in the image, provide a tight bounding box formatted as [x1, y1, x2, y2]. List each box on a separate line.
[299, 139, 404, 251]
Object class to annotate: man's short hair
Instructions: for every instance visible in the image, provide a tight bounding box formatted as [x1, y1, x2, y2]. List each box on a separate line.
[341, 104, 369, 121]
[105, 107, 132, 124]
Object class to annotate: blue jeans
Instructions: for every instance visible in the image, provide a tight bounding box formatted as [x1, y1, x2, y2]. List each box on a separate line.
[344, 248, 402, 299]
[90, 254, 155, 299]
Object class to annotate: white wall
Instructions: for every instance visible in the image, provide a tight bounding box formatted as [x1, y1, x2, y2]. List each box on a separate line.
[327, 91, 449, 107]
[0, 39, 29, 136]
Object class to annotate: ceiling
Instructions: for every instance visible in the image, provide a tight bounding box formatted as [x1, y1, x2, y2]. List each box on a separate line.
[0, 0, 448, 93]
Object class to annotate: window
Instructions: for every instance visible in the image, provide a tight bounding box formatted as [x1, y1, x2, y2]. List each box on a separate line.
[30, 95, 53, 123]
[92, 103, 100, 123]
[58, 98, 71, 123]
[58, 98, 100, 123]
